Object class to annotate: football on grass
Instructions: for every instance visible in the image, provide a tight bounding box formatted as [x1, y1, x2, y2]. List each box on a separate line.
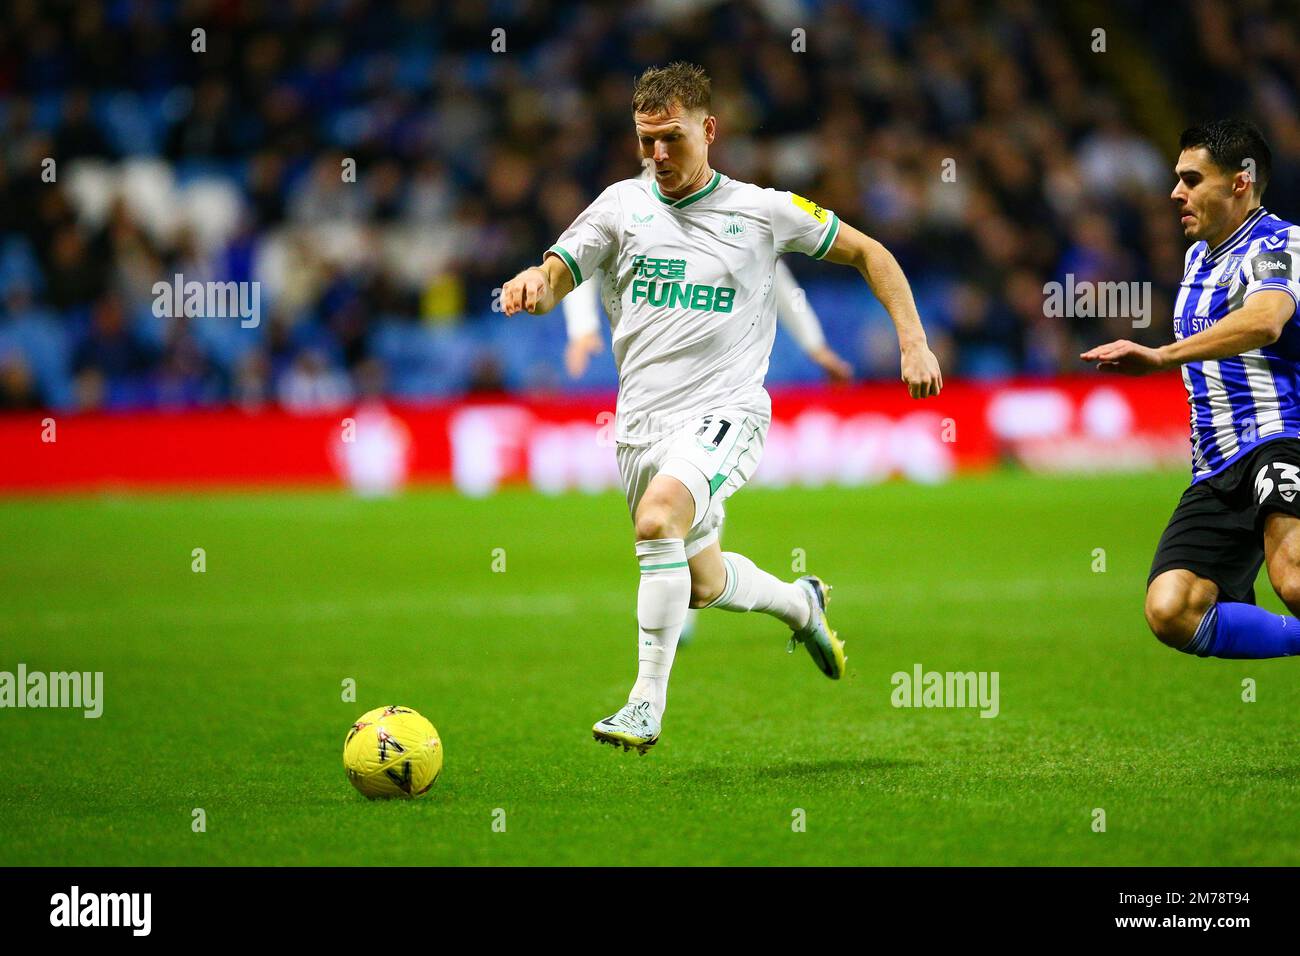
[343, 706, 443, 799]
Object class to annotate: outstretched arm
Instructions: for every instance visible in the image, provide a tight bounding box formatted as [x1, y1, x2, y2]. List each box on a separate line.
[501, 255, 576, 317]
[821, 220, 942, 397]
[1081, 290, 1294, 374]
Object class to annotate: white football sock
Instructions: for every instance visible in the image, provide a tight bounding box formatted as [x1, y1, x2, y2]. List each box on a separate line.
[707, 551, 810, 630]
[628, 538, 690, 719]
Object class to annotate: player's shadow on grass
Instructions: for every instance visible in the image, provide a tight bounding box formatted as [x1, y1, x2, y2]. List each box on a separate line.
[676, 757, 914, 786]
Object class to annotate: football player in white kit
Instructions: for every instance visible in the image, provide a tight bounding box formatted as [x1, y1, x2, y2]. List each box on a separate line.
[501, 62, 942, 753]
[563, 159, 854, 653]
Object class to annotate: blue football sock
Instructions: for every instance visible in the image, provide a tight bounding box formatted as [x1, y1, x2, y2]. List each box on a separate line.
[1183, 602, 1300, 659]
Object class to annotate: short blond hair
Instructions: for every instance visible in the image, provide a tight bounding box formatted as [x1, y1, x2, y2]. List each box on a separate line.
[631, 61, 711, 116]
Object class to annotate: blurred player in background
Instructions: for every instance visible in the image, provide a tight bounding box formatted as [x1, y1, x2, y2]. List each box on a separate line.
[503, 62, 941, 753]
[563, 160, 853, 648]
[1083, 120, 1300, 661]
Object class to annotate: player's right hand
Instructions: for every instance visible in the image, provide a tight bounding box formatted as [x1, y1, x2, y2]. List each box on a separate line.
[501, 266, 549, 316]
[565, 332, 604, 378]
[1080, 339, 1169, 375]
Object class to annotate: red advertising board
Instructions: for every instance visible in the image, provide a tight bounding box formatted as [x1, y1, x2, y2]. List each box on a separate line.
[0, 376, 1192, 494]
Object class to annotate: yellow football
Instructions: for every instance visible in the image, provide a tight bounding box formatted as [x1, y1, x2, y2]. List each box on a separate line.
[343, 705, 443, 799]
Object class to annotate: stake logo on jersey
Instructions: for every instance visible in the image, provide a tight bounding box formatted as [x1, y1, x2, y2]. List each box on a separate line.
[1252, 251, 1295, 281]
[545, 171, 840, 445]
[1173, 207, 1300, 482]
[629, 255, 735, 313]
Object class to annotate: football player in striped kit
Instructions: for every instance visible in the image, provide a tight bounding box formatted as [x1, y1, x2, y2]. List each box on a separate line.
[1083, 120, 1300, 660]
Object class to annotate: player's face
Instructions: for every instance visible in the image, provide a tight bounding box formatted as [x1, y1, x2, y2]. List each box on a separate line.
[634, 103, 715, 196]
[1171, 147, 1252, 244]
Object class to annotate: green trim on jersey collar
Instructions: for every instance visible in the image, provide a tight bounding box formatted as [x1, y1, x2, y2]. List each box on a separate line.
[652, 170, 723, 208]
[812, 213, 841, 260]
[547, 244, 583, 286]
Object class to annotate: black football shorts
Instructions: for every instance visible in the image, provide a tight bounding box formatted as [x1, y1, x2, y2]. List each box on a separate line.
[1148, 437, 1300, 604]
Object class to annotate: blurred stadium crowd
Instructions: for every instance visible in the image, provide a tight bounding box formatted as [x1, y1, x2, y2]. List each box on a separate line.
[1, 0, 1298, 412]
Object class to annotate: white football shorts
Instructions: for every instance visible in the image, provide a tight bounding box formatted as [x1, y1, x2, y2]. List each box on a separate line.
[616, 407, 769, 558]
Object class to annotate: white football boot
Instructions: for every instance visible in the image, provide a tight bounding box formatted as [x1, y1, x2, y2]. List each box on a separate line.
[788, 575, 846, 679]
[592, 700, 661, 754]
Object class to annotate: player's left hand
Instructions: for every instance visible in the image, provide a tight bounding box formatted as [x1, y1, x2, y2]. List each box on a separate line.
[809, 345, 853, 382]
[901, 344, 942, 398]
[1080, 340, 1169, 375]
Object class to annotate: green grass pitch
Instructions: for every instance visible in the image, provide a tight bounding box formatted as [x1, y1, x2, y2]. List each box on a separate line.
[1, 470, 1297, 866]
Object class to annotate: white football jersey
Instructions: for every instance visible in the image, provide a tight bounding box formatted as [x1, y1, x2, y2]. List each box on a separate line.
[546, 171, 840, 444]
